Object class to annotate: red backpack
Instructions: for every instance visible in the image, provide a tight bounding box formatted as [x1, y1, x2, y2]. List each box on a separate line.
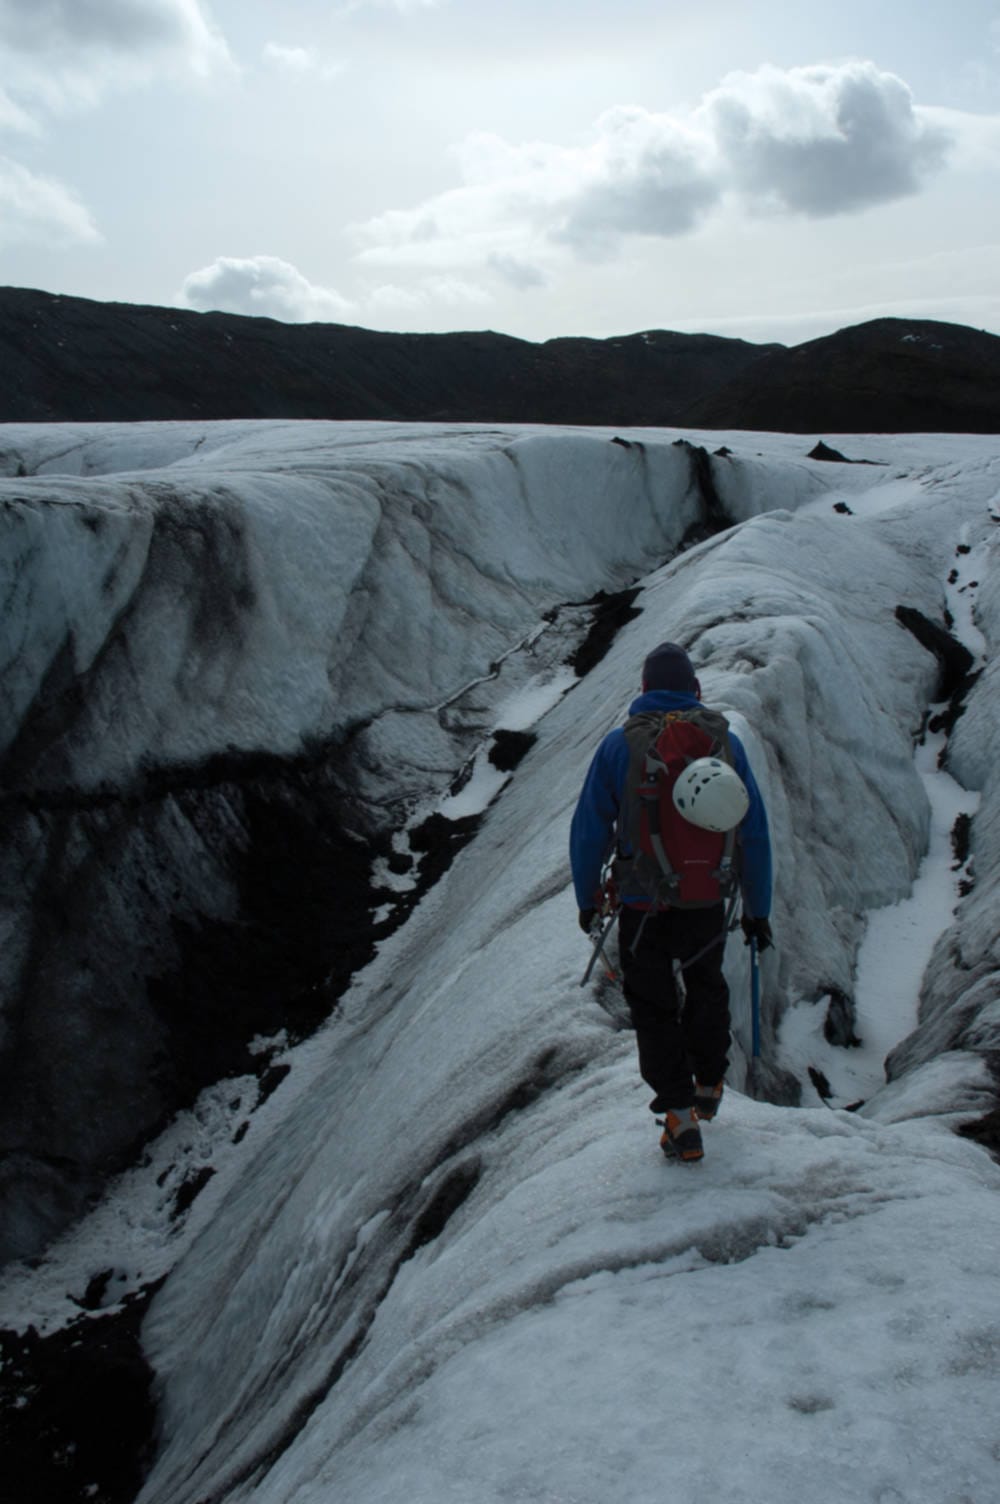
[613, 707, 740, 908]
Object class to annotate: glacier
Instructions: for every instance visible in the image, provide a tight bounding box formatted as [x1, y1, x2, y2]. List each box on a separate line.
[0, 420, 998, 1504]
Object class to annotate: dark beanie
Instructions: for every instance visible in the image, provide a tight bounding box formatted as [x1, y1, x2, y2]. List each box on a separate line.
[642, 642, 698, 693]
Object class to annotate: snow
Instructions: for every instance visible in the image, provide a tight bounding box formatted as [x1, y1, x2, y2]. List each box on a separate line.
[258, 1101, 1000, 1504]
[495, 666, 578, 732]
[0, 423, 723, 791]
[780, 723, 980, 1108]
[436, 756, 508, 820]
[1, 420, 999, 1503]
[948, 523, 989, 660]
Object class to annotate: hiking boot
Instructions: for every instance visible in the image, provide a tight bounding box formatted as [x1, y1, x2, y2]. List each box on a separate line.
[659, 1108, 704, 1162]
[694, 1081, 724, 1122]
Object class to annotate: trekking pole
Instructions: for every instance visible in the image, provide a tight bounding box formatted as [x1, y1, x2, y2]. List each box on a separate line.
[579, 909, 619, 987]
[748, 935, 761, 1095]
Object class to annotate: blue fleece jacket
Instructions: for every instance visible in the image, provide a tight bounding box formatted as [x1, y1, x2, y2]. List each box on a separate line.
[569, 689, 772, 918]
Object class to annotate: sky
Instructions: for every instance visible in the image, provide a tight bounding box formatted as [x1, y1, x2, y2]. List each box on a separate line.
[1, 1, 1000, 346]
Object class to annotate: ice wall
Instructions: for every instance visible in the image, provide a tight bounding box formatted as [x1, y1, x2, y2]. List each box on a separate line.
[0, 422, 771, 1262]
[889, 518, 1000, 1089]
[130, 435, 1000, 1504]
[0, 420, 996, 1276]
[3, 422, 999, 1504]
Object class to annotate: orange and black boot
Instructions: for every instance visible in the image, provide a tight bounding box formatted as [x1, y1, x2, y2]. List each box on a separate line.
[694, 1082, 724, 1122]
[659, 1107, 704, 1162]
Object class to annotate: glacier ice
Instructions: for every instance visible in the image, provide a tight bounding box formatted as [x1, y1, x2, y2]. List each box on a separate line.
[0, 420, 998, 1504]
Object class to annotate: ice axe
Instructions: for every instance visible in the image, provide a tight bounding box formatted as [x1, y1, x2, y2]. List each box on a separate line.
[579, 909, 619, 987]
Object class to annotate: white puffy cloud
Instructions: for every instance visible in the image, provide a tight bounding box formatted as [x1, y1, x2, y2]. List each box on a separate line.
[553, 105, 720, 257]
[704, 61, 951, 216]
[0, 154, 101, 246]
[353, 61, 965, 279]
[177, 256, 355, 322]
[175, 257, 494, 327]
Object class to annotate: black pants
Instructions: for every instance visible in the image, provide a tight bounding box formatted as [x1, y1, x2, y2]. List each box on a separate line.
[618, 905, 730, 1113]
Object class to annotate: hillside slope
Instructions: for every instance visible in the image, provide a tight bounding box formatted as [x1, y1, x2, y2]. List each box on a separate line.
[0, 286, 775, 425]
[679, 318, 1000, 433]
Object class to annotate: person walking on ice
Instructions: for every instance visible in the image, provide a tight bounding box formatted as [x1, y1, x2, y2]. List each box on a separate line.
[570, 642, 773, 1163]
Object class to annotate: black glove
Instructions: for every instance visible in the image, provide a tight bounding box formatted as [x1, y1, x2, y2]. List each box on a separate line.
[741, 915, 773, 952]
[578, 908, 597, 935]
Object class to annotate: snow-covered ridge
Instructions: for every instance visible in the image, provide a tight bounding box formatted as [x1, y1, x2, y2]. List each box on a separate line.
[134, 429, 999, 1504]
[4, 419, 817, 1266]
[5, 420, 990, 785]
[0, 423, 732, 791]
[2, 422, 999, 1504]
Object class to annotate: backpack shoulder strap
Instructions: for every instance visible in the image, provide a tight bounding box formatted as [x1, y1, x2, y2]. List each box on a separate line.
[619, 712, 664, 850]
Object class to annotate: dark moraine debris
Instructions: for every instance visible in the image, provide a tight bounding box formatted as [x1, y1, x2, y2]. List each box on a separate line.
[489, 729, 538, 771]
[0, 1282, 164, 1504]
[895, 605, 975, 703]
[568, 588, 643, 677]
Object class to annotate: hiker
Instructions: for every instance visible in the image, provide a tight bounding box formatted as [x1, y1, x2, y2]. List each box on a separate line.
[570, 642, 772, 1162]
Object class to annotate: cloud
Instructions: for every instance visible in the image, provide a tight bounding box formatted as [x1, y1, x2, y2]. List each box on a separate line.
[366, 276, 491, 312]
[351, 115, 717, 271]
[0, 154, 101, 246]
[177, 256, 355, 322]
[176, 256, 493, 327]
[704, 62, 952, 216]
[0, 0, 233, 111]
[0, 84, 38, 133]
[553, 106, 720, 257]
[263, 43, 315, 71]
[487, 254, 546, 290]
[0, 4, 229, 249]
[353, 60, 964, 279]
[0, 0, 229, 65]
[262, 42, 344, 79]
[920, 104, 1000, 171]
[353, 129, 613, 272]
[337, 0, 444, 13]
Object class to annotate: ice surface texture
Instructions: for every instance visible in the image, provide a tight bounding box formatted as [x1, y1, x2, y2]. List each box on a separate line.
[1, 422, 999, 1504]
[0, 423, 741, 1260]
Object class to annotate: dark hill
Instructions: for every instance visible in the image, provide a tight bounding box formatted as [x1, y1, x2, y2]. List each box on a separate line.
[4, 290, 999, 432]
[0, 286, 778, 426]
[678, 318, 1000, 433]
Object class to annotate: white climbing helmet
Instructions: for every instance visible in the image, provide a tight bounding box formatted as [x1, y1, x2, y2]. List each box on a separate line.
[673, 758, 749, 832]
